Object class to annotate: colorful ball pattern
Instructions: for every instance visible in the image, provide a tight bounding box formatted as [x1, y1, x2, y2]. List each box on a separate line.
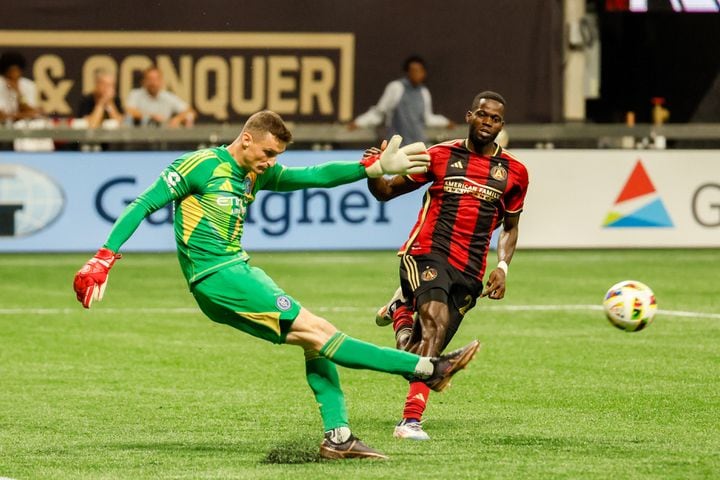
[603, 280, 657, 332]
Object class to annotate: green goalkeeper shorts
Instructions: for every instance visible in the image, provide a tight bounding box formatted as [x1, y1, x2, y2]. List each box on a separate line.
[191, 261, 301, 344]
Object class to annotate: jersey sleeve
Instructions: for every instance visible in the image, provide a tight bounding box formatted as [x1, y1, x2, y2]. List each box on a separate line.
[406, 171, 430, 184]
[504, 162, 529, 216]
[102, 175, 177, 252]
[257, 161, 366, 192]
[103, 153, 217, 252]
[407, 144, 443, 184]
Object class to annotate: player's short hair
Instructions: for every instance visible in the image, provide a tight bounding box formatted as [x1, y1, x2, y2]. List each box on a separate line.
[243, 110, 293, 143]
[472, 91, 507, 109]
[403, 55, 426, 72]
[0, 51, 27, 75]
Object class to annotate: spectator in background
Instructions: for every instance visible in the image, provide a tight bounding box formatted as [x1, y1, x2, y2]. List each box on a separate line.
[125, 66, 195, 127]
[0, 51, 41, 122]
[77, 69, 124, 128]
[349, 55, 454, 145]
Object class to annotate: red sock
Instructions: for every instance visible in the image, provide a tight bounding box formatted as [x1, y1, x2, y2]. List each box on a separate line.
[392, 305, 414, 333]
[403, 381, 430, 421]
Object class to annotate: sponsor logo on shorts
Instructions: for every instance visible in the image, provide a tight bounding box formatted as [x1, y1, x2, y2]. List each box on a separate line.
[276, 295, 292, 311]
[421, 267, 438, 282]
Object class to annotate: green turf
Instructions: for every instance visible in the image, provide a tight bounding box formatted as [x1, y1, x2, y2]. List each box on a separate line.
[0, 249, 718, 479]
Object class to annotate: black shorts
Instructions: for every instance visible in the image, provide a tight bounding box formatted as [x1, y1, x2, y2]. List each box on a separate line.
[398, 253, 483, 317]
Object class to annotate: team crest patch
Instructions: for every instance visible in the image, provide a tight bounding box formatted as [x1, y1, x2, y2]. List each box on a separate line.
[276, 295, 292, 311]
[421, 267, 438, 282]
[490, 164, 507, 181]
[243, 176, 252, 194]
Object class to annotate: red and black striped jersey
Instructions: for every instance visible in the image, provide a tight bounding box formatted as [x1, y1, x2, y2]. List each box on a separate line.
[398, 139, 529, 280]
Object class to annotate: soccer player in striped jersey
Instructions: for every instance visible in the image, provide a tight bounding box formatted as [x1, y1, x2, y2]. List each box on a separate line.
[368, 92, 529, 440]
[73, 110, 481, 460]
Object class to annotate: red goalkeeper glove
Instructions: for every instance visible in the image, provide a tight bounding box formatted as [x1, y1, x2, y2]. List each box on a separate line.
[73, 248, 121, 309]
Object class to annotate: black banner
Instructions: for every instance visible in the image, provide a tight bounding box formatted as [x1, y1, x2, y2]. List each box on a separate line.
[0, 0, 563, 123]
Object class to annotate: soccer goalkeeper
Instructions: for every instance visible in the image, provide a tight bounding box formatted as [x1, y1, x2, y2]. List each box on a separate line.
[73, 110, 480, 460]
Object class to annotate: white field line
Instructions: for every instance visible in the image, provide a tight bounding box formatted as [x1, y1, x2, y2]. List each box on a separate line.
[1, 304, 719, 319]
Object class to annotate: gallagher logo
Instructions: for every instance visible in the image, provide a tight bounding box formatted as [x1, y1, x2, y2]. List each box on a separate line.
[0, 164, 65, 237]
[603, 160, 673, 228]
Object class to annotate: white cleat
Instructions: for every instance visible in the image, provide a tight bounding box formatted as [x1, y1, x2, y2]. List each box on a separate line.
[393, 420, 430, 441]
[375, 287, 405, 327]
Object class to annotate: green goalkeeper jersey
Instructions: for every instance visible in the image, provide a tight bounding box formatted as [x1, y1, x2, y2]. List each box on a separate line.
[103, 146, 367, 285]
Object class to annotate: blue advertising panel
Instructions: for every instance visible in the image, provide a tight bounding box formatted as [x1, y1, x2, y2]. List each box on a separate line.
[0, 150, 432, 252]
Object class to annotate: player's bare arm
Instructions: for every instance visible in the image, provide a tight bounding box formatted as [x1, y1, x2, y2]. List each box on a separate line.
[481, 213, 521, 300]
[364, 138, 426, 201]
[367, 174, 421, 201]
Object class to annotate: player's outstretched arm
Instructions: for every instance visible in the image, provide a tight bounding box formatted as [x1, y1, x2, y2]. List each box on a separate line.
[72, 173, 181, 309]
[363, 135, 430, 178]
[364, 138, 426, 201]
[72, 204, 145, 309]
[265, 136, 427, 192]
[367, 174, 421, 201]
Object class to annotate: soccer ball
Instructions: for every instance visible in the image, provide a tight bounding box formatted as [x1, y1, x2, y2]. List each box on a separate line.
[602, 280, 657, 332]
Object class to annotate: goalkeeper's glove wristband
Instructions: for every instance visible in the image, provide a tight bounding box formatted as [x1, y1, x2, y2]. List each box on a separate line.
[361, 152, 384, 178]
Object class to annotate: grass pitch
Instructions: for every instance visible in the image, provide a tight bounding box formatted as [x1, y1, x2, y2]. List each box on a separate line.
[0, 249, 718, 479]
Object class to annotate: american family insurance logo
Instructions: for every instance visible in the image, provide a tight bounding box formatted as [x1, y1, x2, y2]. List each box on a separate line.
[603, 160, 673, 228]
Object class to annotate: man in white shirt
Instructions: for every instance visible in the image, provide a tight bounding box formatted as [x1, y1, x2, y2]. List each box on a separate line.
[350, 56, 454, 145]
[0, 51, 41, 122]
[125, 67, 195, 127]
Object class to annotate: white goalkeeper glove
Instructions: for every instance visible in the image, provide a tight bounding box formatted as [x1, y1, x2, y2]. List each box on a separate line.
[363, 135, 430, 178]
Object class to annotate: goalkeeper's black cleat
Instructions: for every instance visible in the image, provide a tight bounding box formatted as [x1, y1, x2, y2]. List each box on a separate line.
[319, 435, 388, 460]
[423, 340, 481, 392]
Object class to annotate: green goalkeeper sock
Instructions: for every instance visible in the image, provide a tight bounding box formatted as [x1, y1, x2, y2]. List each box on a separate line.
[305, 350, 349, 431]
[320, 332, 433, 377]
